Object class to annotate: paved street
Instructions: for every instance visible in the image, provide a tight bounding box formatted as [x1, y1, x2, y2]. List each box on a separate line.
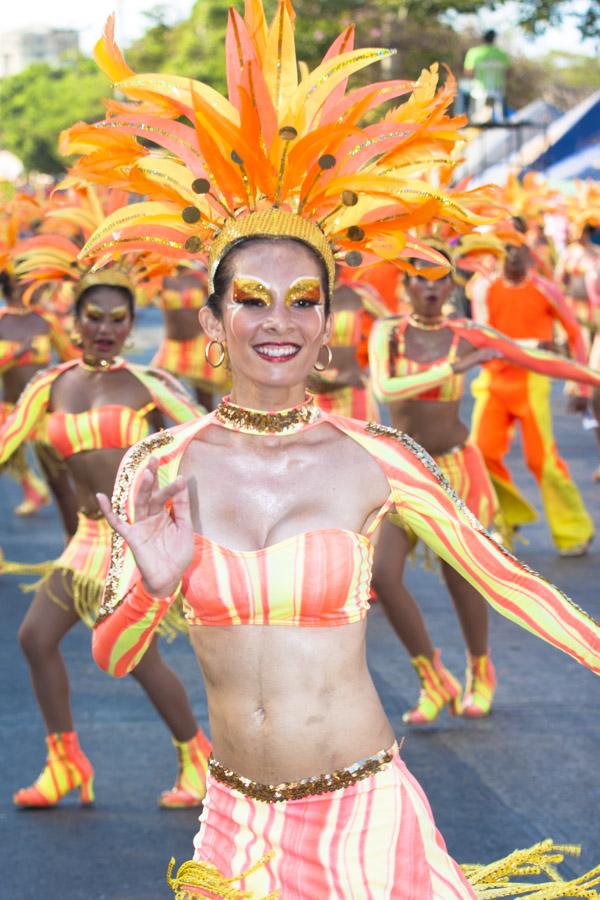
[1, 309, 599, 899]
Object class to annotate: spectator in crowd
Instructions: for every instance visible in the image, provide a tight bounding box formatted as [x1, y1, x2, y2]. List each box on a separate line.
[463, 30, 510, 123]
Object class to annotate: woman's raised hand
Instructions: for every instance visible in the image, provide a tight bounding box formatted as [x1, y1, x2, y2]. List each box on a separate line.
[96, 458, 194, 598]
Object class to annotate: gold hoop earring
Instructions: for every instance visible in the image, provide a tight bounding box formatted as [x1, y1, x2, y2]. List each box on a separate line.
[124, 338, 135, 350]
[314, 344, 333, 372]
[205, 339, 226, 368]
[71, 331, 83, 349]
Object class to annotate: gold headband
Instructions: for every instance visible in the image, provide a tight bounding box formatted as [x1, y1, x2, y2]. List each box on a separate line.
[73, 269, 136, 302]
[208, 209, 335, 297]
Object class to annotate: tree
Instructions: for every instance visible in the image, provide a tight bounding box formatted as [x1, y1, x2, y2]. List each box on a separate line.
[0, 57, 109, 174]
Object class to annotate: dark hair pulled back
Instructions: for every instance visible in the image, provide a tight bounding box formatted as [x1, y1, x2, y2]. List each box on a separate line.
[206, 236, 332, 318]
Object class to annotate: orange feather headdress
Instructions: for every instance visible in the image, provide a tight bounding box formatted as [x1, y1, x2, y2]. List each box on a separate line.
[61, 2, 499, 293]
[14, 184, 174, 305]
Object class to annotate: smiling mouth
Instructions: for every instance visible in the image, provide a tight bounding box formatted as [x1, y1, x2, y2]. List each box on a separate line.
[253, 342, 301, 362]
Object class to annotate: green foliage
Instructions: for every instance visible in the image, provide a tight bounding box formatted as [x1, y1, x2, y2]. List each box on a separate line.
[0, 56, 109, 175]
[516, 0, 600, 39]
[2, 0, 598, 176]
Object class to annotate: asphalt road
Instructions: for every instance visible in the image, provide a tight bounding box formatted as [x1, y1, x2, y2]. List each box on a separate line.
[1, 311, 598, 899]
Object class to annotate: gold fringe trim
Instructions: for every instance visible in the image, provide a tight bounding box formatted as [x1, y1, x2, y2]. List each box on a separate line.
[22, 565, 189, 637]
[166, 852, 280, 899]
[463, 840, 600, 898]
[0, 547, 53, 578]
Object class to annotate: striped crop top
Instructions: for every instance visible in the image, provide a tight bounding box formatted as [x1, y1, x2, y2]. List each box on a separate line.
[181, 497, 394, 627]
[330, 309, 363, 348]
[387, 320, 464, 402]
[46, 402, 155, 458]
[158, 287, 206, 312]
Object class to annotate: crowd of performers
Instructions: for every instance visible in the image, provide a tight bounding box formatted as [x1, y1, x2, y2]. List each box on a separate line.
[1, 3, 600, 897]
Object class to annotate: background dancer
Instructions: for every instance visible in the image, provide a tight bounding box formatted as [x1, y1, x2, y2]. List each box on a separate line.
[469, 233, 594, 555]
[0, 270, 210, 810]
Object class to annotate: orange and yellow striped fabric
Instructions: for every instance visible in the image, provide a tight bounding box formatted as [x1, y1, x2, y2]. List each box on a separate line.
[0, 360, 201, 468]
[152, 335, 229, 388]
[330, 308, 364, 348]
[190, 745, 475, 898]
[46, 403, 154, 458]
[313, 384, 378, 421]
[369, 315, 600, 407]
[182, 527, 376, 627]
[93, 411, 599, 679]
[158, 287, 206, 311]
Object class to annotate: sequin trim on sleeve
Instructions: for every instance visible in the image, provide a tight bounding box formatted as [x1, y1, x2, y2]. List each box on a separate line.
[96, 430, 175, 623]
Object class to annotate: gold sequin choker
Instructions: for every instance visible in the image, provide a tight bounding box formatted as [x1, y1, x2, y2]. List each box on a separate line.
[209, 745, 395, 803]
[408, 313, 446, 331]
[80, 355, 126, 372]
[215, 394, 320, 435]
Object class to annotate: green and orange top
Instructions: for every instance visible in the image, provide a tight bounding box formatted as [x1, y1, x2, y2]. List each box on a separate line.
[0, 359, 202, 463]
[91, 403, 599, 679]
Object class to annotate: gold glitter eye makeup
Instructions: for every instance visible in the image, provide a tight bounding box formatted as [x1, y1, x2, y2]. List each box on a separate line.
[110, 306, 129, 321]
[232, 277, 273, 306]
[285, 278, 322, 307]
[84, 303, 104, 321]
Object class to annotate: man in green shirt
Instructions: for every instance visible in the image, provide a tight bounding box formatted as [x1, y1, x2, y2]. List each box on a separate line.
[463, 30, 510, 123]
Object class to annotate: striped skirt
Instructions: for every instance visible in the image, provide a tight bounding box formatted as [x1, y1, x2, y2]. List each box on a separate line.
[435, 441, 499, 531]
[152, 335, 230, 391]
[176, 743, 474, 899]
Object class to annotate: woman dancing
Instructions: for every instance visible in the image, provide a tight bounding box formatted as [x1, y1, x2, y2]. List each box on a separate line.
[369, 240, 600, 722]
[0, 270, 210, 809]
[71, 8, 600, 894]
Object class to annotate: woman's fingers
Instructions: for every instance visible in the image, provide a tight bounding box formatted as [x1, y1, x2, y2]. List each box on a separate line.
[133, 465, 159, 521]
[147, 476, 188, 516]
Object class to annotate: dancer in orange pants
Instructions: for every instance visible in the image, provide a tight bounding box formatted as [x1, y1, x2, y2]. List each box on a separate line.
[470, 239, 593, 555]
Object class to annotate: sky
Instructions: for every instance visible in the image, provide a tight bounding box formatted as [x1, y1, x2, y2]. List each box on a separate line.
[0, 0, 596, 58]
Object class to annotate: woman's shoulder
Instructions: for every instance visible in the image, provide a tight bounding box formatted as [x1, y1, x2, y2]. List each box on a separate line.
[326, 413, 436, 475]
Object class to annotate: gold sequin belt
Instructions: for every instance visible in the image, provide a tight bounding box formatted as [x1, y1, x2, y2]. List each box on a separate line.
[208, 743, 397, 803]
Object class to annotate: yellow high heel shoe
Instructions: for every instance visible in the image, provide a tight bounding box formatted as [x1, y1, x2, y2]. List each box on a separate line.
[159, 728, 212, 809]
[461, 652, 496, 718]
[14, 731, 94, 808]
[403, 649, 462, 724]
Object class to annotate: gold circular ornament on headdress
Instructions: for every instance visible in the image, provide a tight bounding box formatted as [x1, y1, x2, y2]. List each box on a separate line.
[208, 209, 335, 296]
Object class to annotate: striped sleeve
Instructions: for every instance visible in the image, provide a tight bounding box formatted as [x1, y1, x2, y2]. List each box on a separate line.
[134, 366, 206, 423]
[92, 430, 183, 677]
[368, 319, 454, 403]
[450, 320, 600, 387]
[360, 424, 600, 674]
[0, 368, 54, 464]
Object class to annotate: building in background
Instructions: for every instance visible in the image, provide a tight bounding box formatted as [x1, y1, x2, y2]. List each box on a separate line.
[0, 28, 79, 77]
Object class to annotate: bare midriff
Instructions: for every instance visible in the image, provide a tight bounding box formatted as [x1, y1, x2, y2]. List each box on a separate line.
[389, 398, 469, 457]
[66, 448, 129, 516]
[163, 307, 204, 341]
[190, 619, 394, 783]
